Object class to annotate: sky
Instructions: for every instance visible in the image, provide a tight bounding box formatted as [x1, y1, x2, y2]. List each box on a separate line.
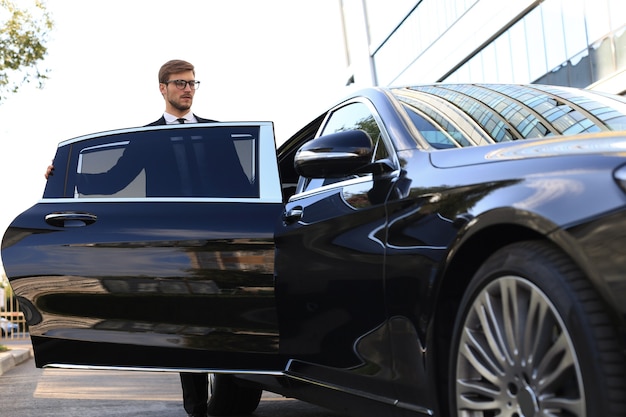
[0, 1, 351, 273]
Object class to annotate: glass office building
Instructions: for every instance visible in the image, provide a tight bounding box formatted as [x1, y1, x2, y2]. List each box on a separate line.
[340, 0, 626, 95]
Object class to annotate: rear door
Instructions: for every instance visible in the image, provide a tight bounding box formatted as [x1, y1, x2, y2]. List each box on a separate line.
[1, 122, 285, 371]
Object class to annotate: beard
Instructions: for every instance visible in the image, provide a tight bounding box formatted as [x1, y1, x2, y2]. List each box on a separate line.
[168, 96, 192, 112]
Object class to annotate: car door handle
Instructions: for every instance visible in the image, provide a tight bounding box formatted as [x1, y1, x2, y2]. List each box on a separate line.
[45, 212, 98, 228]
[283, 207, 303, 223]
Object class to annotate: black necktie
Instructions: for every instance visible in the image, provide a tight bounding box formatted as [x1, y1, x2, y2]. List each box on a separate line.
[177, 118, 186, 124]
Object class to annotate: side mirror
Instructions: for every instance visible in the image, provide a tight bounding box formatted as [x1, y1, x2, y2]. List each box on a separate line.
[294, 130, 374, 178]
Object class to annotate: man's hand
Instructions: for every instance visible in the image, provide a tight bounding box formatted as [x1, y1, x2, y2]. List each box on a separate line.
[45, 164, 54, 179]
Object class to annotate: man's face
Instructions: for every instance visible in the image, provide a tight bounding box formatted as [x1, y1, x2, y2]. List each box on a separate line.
[160, 70, 196, 114]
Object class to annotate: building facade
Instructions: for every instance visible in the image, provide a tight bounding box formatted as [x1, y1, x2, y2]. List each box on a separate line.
[340, 0, 626, 95]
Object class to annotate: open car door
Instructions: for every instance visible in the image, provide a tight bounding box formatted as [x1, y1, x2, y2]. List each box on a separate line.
[1, 122, 286, 372]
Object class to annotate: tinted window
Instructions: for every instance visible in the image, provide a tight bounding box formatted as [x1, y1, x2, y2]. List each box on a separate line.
[73, 126, 259, 198]
[394, 84, 626, 148]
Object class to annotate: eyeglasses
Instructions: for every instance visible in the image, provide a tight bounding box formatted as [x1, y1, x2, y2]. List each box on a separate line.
[164, 79, 201, 90]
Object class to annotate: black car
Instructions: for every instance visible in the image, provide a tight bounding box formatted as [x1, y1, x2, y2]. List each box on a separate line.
[3, 84, 626, 417]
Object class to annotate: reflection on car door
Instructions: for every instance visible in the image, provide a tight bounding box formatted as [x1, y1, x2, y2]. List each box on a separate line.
[2, 123, 286, 371]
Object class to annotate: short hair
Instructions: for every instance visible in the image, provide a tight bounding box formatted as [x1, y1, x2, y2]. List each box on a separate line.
[158, 59, 195, 83]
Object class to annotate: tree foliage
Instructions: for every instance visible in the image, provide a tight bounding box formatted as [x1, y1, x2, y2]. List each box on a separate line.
[0, 0, 53, 102]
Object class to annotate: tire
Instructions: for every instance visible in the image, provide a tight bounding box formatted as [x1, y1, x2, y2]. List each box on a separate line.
[207, 374, 262, 416]
[449, 240, 626, 417]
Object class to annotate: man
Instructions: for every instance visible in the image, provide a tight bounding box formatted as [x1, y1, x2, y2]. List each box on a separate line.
[45, 59, 213, 417]
[151, 59, 213, 417]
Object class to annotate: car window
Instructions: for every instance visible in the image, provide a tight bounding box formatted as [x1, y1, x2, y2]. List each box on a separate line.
[76, 141, 145, 198]
[298, 102, 390, 193]
[72, 126, 259, 198]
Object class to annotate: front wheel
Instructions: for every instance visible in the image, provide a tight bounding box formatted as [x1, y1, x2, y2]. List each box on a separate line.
[450, 241, 626, 417]
[207, 374, 262, 416]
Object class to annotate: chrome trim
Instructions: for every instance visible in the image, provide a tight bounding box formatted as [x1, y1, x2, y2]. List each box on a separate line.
[58, 122, 274, 147]
[288, 174, 374, 202]
[39, 197, 283, 204]
[296, 150, 366, 160]
[258, 123, 283, 201]
[43, 363, 284, 376]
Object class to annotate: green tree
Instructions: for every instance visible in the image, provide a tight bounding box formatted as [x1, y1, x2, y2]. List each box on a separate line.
[0, 0, 52, 102]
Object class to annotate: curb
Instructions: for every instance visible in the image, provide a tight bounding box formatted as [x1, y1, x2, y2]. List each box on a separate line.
[0, 345, 33, 376]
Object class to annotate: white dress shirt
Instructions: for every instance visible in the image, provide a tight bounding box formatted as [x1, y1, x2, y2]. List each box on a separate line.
[163, 112, 198, 124]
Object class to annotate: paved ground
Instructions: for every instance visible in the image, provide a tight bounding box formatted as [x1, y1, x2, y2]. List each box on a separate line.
[0, 337, 32, 375]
